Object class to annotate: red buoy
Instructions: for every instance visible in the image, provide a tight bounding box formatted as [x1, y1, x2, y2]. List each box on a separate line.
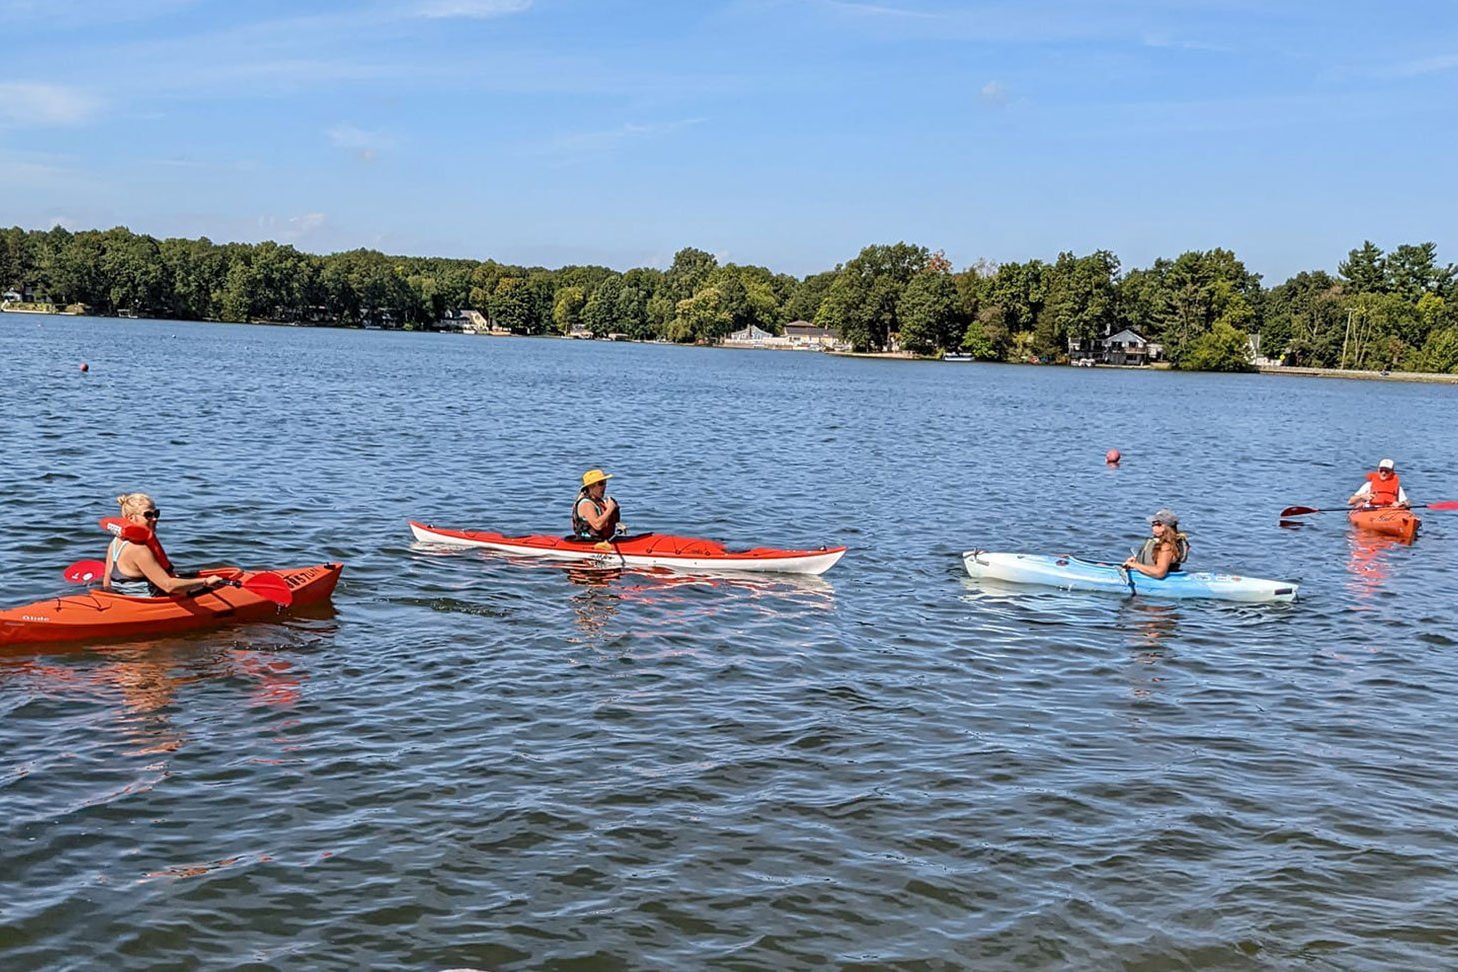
[1105, 448, 1120, 465]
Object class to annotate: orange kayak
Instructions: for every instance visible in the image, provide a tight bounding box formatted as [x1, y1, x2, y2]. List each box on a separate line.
[0, 563, 342, 647]
[1348, 507, 1419, 542]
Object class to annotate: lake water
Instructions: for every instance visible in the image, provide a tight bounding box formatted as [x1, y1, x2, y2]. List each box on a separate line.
[3, 316, 1457, 970]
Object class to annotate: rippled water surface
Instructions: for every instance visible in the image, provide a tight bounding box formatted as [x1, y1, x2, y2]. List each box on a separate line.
[4, 316, 1458, 970]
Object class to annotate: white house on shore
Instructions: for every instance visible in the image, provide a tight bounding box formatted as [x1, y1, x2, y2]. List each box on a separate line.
[1069, 327, 1165, 365]
[721, 320, 849, 351]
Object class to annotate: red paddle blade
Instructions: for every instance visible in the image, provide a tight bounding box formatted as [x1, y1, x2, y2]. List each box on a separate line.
[242, 571, 293, 606]
[63, 560, 109, 584]
[1279, 506, 1320, 518]
[1426, 500, 1458, 511]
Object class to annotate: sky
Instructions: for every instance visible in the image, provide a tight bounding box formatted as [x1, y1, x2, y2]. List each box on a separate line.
[2, 0, 1457, 281]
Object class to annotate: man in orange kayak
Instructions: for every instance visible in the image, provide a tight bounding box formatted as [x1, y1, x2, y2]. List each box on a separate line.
[1347, 458, 1409, 509]
[572, 470, 622, 541]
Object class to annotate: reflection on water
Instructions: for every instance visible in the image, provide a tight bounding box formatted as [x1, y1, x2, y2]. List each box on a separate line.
[1345, 530, 1403, 603]
[559, 562, 837, 642]
[0, 641, 313, 757]
[7, 318, 1458, 969]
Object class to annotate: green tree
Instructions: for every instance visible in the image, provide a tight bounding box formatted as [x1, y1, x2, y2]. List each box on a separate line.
[897, 270, 962, 353]
[1036, 250, 1119, 358]
[553, 285, 586, 334]
[669, 286, 732, 343]
[1176, 320, 1255, 372]
[1409, 326, 1458, 374]
[583, 276, 622, 336]
[1338, 241, 1386, 293]
[815, 242, 930, 350]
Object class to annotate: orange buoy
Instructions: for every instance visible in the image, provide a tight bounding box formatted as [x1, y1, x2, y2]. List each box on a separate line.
[1105, 448, 1120, 465]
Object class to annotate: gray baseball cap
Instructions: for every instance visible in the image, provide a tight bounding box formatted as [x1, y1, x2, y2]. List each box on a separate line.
[1150, 508, 1179, 526]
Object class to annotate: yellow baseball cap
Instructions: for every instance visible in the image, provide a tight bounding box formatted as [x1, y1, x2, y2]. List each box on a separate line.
[581, 469, 614, 487]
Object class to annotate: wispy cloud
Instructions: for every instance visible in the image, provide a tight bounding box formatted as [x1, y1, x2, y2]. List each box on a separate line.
[544, 118, 705, 157]
[259, 212, 328, 243]
[1141, 31, 1232, 53]
[326, 123, 397, 162]
[0, 0, 196, 28]
[979, 80, 1010, 107]
[815, 0, 940, 18]
[0, 82, 101, 125]
[414, 0, 533, 18]
[1371, 53, 1458, 79]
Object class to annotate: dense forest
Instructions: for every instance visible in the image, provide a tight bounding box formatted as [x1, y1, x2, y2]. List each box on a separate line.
[3, 225, 1456, 373]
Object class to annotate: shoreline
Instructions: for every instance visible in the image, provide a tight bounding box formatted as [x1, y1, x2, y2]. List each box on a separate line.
[1256, 365, 1458, 384]
[9, 311, 1457, 384]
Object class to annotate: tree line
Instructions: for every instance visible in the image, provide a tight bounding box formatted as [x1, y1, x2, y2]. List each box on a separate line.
[3, 225, 1456, 373]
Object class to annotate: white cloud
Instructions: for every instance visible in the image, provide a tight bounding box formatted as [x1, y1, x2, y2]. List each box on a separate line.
[979, 81, 1009, 106]
[1374, 53, 1458, 79]
[414, 0, 532, 18]
[259, 212, 327, 242]
[545, 118, 705, 156]
[0, 82, 101, 125]
[816, 0, 939, 19]
[326, 123, 396, 161]
[1141, 31, 1231, 53]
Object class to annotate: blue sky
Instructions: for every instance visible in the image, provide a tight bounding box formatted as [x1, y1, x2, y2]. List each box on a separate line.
[2, 0, 1456, 280]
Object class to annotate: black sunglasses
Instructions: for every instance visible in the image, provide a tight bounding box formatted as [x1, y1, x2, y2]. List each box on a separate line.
[142, 509, 161, 521]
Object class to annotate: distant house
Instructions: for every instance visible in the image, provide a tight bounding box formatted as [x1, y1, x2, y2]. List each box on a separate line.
[1101, 328, 1163, 366]
[783, 321, 844, 350]
[2, 289, 21, 303]
[723, 324, 775, 348]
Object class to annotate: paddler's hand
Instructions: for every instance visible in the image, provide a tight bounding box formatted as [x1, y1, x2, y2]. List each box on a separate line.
[205, 574, 229, 589]
[1121, 557, 1137, 570]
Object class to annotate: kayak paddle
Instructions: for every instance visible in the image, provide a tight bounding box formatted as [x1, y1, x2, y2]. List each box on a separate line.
[61, 562, 294, 606]
[1280, 501, 1458, 518]
[62, 560, 109, 584]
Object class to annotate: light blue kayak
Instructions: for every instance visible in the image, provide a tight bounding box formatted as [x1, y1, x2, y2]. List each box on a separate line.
[962, 551, 1298, 603]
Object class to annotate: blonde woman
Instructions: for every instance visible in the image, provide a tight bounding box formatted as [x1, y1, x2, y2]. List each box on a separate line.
[104, 493, 227, 597]
[1122, 508, 1190, 580]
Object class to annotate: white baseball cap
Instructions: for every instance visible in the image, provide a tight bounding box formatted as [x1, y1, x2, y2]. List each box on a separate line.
[1378, 458, 1395, 470]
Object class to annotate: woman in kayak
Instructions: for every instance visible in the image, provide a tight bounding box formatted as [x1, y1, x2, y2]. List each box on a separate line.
[572, 470, 622, 541]
[104, 493, 228, 597]
[1123, 508, 1190, 580]
[1347, 458, 1409, 508]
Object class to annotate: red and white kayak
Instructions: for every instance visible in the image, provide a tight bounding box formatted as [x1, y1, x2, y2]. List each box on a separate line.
[409, 522, 846, 575]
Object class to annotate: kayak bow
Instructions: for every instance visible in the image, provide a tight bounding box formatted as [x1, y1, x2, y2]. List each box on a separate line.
[410, 522, 846, 575]
[962, 551, 1297, 603]
[1348, 506, 1419, 542]
[0, 563, 342, 647]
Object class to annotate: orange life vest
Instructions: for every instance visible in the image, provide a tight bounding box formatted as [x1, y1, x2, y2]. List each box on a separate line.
[1365, 471, 1402, 507]
[100, 517, 174, 573]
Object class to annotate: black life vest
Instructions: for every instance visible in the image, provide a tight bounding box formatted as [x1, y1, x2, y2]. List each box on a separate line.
[572, 489, 619, 540]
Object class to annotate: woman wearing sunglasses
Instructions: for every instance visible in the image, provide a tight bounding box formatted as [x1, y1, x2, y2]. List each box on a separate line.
[1122, 508, 1190, 580]
[103, 493, 228, 597]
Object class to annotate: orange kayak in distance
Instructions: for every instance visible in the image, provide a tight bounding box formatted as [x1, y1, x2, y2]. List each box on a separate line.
[1348, 507, 1419, 542]
[0, 563, 343, 647]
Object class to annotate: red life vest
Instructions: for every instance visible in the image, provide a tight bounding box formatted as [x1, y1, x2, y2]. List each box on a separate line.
[1365, 471, 1402, 507]
[100, 517, 174, 573]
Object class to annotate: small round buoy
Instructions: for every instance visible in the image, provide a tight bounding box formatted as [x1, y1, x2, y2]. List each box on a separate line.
[80, 362, 89, 372]
[1105, 448, 1120, 465]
